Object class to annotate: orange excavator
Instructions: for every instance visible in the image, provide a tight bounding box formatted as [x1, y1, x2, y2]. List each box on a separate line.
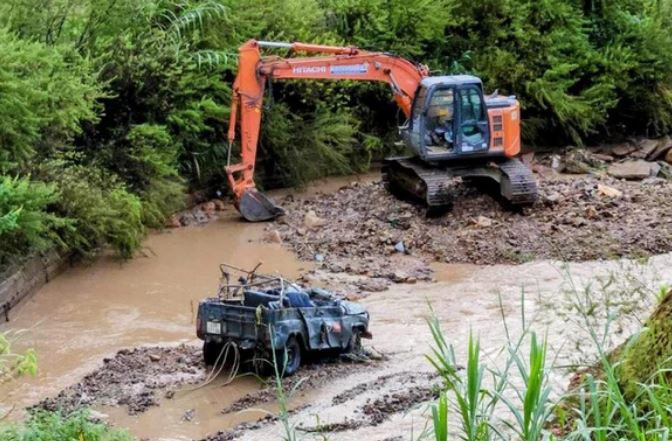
[226, 39, 537, 221]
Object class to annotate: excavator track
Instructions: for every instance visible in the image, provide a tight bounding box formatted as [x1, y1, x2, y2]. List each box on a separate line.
[382, 157, 537, 208]
[497, 158, 538, 205]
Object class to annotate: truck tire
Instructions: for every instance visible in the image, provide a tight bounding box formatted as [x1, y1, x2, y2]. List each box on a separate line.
[276, 336, 301, 377]
[203, 341, 224, 366]
[347, 328, 363, 354]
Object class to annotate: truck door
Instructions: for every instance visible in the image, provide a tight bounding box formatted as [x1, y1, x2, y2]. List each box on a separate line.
[299, 307, 344, 350]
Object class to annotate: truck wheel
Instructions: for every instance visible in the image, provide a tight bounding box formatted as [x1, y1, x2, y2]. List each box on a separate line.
[347, 329, 363, 354]
[203, 341, 224, 366]
[277, 336, 301, 377]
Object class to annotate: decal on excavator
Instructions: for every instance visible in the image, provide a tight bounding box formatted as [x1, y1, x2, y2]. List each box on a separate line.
[292, 66, 327, 74]
[330, 64, 368, 75]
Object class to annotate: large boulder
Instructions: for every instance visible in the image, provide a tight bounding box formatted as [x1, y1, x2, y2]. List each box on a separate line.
[607, 160, 658, 180]
[647, 136, 672, 161]
[632, 138, 660, 159]
[610, 143, 637, 157]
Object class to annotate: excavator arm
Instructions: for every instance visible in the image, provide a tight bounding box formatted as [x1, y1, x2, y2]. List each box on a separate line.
[226, 39, 429, 221]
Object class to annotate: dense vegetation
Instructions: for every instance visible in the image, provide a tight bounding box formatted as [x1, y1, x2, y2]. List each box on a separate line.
[1, 0, 672, 267]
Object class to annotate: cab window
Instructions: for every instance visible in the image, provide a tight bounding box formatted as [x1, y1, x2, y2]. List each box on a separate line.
[458, 87, 486, 144]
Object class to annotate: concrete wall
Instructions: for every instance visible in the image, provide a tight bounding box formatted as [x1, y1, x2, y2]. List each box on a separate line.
[0, 250, 69, 322]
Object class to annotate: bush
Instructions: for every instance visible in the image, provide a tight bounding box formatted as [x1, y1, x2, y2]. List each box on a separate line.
[0, 331, 37, 384]
[0, 410, 132, 441]
[39, 160, 145, 259]
[0, 28, 100, 174]
[0, 176, 70, 269]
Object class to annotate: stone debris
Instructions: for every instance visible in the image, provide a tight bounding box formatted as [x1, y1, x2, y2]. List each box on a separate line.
[271, 170, 672, 271]
[608, 160, 658, 180]
[596, 183, 623, 198]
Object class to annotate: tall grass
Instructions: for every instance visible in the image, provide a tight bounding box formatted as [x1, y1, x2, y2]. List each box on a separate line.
[426, 304, 554, 441]
[426, 280, 672, 441]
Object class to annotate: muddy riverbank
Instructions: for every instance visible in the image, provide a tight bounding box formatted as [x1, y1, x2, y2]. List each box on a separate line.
[271, 173, 672, 279]
[2, 173, 671, 440]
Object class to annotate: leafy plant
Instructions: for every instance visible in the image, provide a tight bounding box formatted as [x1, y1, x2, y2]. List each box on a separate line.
[0, 410, 132, 441]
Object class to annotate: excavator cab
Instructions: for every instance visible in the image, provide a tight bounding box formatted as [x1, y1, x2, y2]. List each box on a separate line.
[402, 76, 490, 161]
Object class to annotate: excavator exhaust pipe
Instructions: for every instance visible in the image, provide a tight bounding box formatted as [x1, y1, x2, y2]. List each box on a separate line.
[238, 189, 285, 222]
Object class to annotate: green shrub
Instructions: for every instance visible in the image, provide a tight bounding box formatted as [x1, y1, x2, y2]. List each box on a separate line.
[0, 331, 38, 384]
[0, 28, 100, 173]
[40, 160, 145, 259]
[0, 410, 132, 441]
[0, 176, 70, 268]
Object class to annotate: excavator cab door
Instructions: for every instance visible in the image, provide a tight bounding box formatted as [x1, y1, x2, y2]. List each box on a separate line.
[454, 85, 489, 154]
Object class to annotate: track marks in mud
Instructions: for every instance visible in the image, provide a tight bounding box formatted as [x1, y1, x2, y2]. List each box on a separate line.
[297, 371, 441, 434]
[222, 360, 379, 414]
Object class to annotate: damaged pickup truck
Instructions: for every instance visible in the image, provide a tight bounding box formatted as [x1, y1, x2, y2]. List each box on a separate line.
[196, 263, 372, 376]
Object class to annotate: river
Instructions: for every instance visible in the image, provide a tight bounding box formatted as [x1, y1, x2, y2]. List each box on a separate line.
[1, 174, 671, 440]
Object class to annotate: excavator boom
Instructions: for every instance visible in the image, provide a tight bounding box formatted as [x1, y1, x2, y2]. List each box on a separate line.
[226, 39, 428, 221]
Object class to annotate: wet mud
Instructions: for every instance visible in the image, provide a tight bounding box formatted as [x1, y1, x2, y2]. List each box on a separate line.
[272, 174, 672, 280]
[38, 345, 205, 414]
[2, 173, 672, 440]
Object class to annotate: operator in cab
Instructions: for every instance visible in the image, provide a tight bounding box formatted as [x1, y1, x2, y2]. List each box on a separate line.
[425, 89, 454, 149]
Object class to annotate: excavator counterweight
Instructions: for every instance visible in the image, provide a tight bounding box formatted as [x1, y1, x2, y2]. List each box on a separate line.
[225, 39, 537, 221]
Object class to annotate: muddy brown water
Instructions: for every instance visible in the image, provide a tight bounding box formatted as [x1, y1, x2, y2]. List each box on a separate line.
[2, 173, 672, 441]
[0, 207, 310, 438]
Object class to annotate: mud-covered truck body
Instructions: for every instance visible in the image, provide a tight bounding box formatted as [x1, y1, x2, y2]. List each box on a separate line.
[196, 267, 371, 376]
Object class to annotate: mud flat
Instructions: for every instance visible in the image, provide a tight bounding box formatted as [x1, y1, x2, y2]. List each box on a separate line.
[2, 173, 672, 440]
[272, 173, 672, 280]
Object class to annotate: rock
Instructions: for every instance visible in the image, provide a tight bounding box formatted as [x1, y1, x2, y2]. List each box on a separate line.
[564, 150, 594, 173]
[193, 210, 210, 224]
[182, 409, 195, 422]
[166, 214, 181, 228]
[590, 153, 614, 162]
[658, 161, 672, 179]
[394, 241, 406, 253]
[633, 138, 659, 159]
[212, 199, 227, 211]
[607, 160, 656, 180]
[544, 191, 563, 204]
[179, 212, 196, 226]
[666, 149, 672, 164]
[201, 201, 216, 216]
[597, 183, 623, 198]
[647, 136, 672, 161]
[304, 210, 326, 229]
[521, 152, 535, 167]
[550, 155, 564, 172]
[649, 161, 661, 177]
[471, 215, 493, 228]
[611, 143, 637, 157]
[532, 163, 553, 177]
[585, 206, 599, 220]
[390, 271, 408, 283]
[149, 353, 161, 362]
[357, 278, 389, 292]
[314, 254, 325, 263]
[87, 410, 109, 423]
[266, 229, 283, 244]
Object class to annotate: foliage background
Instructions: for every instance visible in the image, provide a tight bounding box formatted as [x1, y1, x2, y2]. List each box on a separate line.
[0, 0, 671, 266]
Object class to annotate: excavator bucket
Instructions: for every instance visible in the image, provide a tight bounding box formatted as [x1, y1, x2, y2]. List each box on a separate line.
[238, 188, 285, 222]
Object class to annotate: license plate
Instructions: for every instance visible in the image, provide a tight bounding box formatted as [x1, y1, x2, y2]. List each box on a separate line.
[206, 321, 222, 334]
